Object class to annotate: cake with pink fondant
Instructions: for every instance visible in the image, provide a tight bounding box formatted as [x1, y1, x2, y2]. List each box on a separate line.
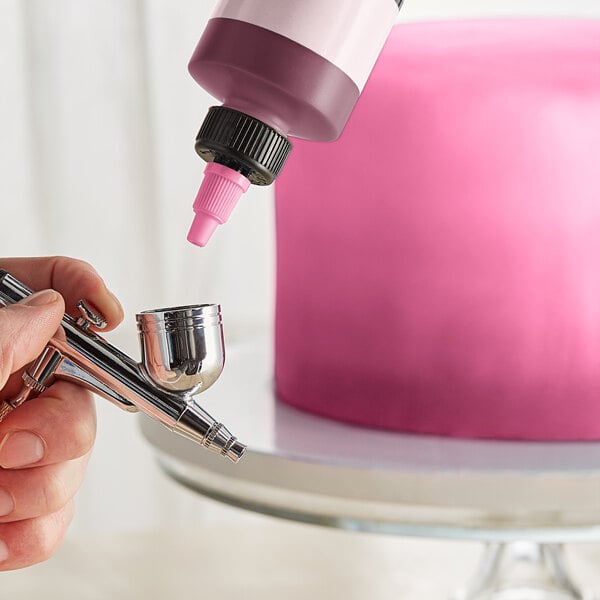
[274, 20, 600, 441]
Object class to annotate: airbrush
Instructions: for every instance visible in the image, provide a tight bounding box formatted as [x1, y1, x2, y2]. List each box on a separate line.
[0, 270, 245, 463]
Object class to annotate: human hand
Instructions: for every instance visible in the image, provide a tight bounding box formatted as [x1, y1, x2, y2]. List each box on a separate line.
[0, 257, 123, 570]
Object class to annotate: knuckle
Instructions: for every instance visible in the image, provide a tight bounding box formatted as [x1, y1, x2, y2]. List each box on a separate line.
[3, 504, 73, 568]
[40, 468, 72, 515]
[0, 315, 16, 386]
[68, 399, 97, 458]
[0, 340, 8, 386]
[30, 522, 60, 563]
[30, 505, 73, 564]
[53, 256, 95, 279]
[44, 387, 97, 459]
[0, 459, 86, 524]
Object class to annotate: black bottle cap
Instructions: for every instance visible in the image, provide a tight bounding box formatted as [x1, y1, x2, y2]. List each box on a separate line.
[195, 106, 292, 186]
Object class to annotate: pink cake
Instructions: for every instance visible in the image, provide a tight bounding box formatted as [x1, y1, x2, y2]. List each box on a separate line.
[274, 19, 600, 441]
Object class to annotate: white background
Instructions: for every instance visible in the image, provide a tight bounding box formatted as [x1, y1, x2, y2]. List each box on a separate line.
[1, 0, 599, 536]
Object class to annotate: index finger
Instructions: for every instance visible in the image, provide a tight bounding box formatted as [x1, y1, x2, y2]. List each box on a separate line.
[0, 256, 123, 331]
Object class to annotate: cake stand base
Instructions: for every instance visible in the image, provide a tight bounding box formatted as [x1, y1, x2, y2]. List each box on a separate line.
[454, 543, 590, 600]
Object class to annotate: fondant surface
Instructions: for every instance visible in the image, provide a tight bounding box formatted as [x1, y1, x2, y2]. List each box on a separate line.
[274, 20, 600, 440]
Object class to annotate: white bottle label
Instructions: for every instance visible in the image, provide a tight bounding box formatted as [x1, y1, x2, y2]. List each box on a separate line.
[212, 0, 398, 91]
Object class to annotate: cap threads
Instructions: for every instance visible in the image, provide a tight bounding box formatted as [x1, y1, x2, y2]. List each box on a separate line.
[195, 106, 292, 185]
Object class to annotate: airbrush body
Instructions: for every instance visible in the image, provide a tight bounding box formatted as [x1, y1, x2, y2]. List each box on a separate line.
[0, 270, 245, 463]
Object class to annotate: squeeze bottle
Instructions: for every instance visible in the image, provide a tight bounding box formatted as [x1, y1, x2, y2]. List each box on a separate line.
[187, 0, 403, 246]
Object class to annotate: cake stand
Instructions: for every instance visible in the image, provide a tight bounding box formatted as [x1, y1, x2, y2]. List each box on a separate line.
[140, 336, 600, 599]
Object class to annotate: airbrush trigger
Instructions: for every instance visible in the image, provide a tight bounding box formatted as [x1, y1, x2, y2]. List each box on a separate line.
[76, 299, 108, 330]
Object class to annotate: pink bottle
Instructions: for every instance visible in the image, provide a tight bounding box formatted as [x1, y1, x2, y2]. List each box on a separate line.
[187, 0, 402, 245]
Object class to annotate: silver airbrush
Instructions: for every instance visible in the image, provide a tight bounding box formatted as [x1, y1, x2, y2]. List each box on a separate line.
[0, 270, 246, 463]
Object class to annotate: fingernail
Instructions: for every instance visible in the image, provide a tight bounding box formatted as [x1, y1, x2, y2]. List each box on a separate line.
[0, 540, 8, 563]
[0, 487, 14, 517]
[20, 289, 59, 307]
[0, 431, 45, 468]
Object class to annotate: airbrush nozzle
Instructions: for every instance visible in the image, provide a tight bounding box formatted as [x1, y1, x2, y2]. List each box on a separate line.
[176, 403, 246, 462]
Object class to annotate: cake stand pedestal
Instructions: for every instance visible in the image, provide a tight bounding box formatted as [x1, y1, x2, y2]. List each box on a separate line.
[454, 542, 587, 599]
[140, 338, 600, 599]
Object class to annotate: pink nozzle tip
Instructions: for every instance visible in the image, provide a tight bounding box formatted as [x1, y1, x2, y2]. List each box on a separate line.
[187, 162, 251, 247]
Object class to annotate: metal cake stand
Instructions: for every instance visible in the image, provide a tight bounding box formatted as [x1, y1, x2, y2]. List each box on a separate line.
[141, 336, 600, 599]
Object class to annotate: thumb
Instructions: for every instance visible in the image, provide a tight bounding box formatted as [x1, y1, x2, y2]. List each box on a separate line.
[0, 290, 65, 388]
